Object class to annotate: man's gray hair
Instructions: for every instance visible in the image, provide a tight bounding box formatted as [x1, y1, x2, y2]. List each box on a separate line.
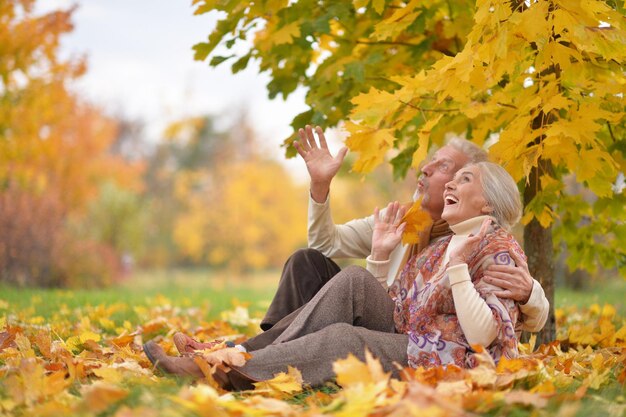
[446, 136, 489, 164]
[471, 161, 522, 231]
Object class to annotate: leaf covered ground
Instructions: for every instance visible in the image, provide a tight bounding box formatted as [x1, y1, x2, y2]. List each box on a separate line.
[0, 293, 625, 417]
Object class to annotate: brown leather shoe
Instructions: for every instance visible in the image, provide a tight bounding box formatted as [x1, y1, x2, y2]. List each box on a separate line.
[173, 332, 231, 355]
[227, 366, 260, 391]
[144, 340, 260, 390]
[212, 364, 260, 391]
[143, 340, 204, 379]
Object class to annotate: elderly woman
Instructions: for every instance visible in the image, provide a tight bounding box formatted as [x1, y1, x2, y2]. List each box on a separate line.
[145, 161, 526, 389]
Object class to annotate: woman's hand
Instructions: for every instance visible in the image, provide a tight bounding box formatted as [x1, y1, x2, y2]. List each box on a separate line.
[448, 218, 492, 266]
[371, 201, 407, 261]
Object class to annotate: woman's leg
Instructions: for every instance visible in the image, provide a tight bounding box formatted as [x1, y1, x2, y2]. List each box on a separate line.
[244, 265, 396, 351]
[273, 265, 396, 344]
[239, 323, 409, 386]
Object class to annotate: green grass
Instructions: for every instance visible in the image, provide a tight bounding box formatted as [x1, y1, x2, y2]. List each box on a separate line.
[555, 277, 626, 315]
[0, 268, 279, 320]
[1, 268, 625, 417]
[1, 267, 625, 319]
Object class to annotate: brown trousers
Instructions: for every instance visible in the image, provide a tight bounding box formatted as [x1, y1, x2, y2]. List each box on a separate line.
[239, 263, 409, 386]
[260, 248, 342, 331]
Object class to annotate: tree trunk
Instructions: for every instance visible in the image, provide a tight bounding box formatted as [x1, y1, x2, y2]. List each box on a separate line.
[523, 164, 556, 344]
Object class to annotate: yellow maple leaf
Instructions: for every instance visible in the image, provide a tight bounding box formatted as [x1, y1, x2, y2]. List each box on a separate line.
[504, 390, 549, 408]
[350, 89, 402, 127]
[345, 122, 396, 173]
[80, 381, 128, 414]
[372, 0, 421, 40]
[601, 304, 616, 319]
[333, 350, 390, 388]
[92, 367, 122, 384]
[172, 385, 227, 417]
[530, 379, 556, 394]
[435, 380, 471, 396]
[253, 366, 303, 395]
[79, 331, 101, 343]
[401, 198, 432, 245]
[590, 304, 601, 315]
[361, 0, 384, 14]
[221, 396, 296, 416]
[268, 21, 301, 47]
[220, 305, 252, 327]
[14, 333, 33, 356]
[199, 347, 249, 367]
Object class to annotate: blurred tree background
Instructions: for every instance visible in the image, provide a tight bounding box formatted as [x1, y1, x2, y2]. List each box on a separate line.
[0, 0, 416, 287]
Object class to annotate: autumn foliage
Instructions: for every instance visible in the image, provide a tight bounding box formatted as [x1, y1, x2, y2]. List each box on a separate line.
[0, 1, 143, 286]
[0, 294, 625, 416]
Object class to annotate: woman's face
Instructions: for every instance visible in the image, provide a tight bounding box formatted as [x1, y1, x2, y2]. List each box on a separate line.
[441, 165, 492, 225]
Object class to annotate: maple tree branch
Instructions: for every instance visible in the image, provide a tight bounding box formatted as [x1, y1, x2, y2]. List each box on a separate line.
[354, 39, 422, 47]
[497, 102, 518, 109]
[607, 122, 616, 142]
[326, 32, 421, 47]
[400, 100, 459, 112]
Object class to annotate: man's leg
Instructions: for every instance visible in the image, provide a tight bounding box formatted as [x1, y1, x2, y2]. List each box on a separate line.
[239, 323, 409, 386]
[178, 249, 340, 354]
[260, 248, 341, 331]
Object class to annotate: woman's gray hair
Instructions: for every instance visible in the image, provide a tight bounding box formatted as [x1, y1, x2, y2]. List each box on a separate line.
[446, 136, 489, 164]
[470, 161, 522, 231]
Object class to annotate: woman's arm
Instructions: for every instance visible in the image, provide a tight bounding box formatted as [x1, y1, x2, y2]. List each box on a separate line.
[448, 263, 498, 346]
[447, 219, 517, 348]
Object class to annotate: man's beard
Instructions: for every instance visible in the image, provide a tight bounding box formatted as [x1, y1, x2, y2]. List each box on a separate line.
[412, 188, 421, 202]
[413, 175, 426, 202]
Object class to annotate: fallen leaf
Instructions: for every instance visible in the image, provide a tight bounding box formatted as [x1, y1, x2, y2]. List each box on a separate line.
[334, 350, 391, 388]
[253, 366, 303, 395]
[80, 381, 128, 414]
[504, 390, 549, 407]
[79, 331, 101, 343]
[199, 347, 249, 367]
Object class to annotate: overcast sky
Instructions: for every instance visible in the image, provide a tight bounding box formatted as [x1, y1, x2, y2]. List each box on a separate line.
[36, 0, 320, 177]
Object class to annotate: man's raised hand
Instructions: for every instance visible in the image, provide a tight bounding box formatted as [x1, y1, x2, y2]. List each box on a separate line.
[293, 125, 348, 203]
